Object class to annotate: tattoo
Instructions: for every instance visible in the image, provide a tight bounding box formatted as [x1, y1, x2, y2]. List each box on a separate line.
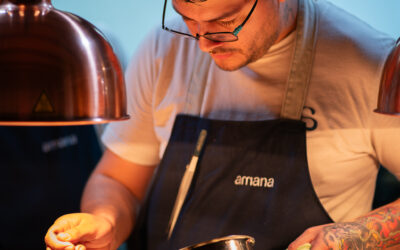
[321, 203, 400, 249]
[360, 205, 400, 248]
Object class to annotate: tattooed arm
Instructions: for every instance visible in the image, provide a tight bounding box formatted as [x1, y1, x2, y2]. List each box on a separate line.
[288, 199, 400, 249]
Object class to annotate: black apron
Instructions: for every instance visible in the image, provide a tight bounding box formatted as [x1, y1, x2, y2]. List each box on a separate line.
[129, 0, 333, 249]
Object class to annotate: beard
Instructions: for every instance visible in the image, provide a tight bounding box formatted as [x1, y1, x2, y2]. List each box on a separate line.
[210, 29, 279, 72]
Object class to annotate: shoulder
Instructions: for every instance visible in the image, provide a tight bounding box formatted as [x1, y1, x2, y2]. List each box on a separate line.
[314, 0, 395, 70]
[306, 1, 397, 128]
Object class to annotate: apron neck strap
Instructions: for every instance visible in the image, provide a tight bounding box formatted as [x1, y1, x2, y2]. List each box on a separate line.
[280, 0, 319, 120]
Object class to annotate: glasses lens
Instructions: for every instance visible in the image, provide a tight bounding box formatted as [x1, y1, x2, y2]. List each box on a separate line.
[204, 33, 238, 42]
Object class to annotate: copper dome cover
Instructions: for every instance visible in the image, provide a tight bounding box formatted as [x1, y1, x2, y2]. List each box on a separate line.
[376, 38, 400, 115]
[0, 0, 129, 125]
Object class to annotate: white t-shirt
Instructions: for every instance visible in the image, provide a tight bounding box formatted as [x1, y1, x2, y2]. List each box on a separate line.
[103, 0, 400, 222]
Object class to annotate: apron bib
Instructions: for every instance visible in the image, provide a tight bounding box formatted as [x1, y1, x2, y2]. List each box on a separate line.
[129, 0, 332, 249]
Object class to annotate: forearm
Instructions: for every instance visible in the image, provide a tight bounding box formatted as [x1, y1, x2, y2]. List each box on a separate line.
[324, 199, 400, 248]
[81, 172, 139, 250]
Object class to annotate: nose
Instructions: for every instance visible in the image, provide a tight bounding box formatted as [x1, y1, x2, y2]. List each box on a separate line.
[191, 22, 223, 53]
[197, 36, 222, 53]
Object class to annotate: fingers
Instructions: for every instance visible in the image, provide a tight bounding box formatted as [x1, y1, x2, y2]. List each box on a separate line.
[81, 240, 112, 249]
[75, 244, 87, 250]
[82, 246, 110, 250]
[45, 219, 86, 250]
[307, 235, 334, 250]
[45, 225, 75, 250]
[57, 232, 72, 241]
[288, 225, 325, 250]
[57, 227, 83, 243]
[46, 244, 86, 250]
[45, 213, 113, 250]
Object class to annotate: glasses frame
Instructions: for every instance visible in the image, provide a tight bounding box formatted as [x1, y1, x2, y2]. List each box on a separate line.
[162, 0, 258, 42]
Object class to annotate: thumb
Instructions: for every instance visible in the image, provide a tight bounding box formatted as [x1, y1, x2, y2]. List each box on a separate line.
[56, 227, 82, 243]
[57, 232, 72, 241]
[75, 244, 87, 250]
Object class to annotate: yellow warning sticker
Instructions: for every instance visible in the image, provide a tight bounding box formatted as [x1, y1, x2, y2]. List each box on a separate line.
[34, 91, 54, 113]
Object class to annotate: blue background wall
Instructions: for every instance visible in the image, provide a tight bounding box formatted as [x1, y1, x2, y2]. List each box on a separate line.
[52, 0, 400, 69]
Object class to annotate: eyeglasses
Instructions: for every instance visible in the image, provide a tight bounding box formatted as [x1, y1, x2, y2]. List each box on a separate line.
[162, 0, 258, 42]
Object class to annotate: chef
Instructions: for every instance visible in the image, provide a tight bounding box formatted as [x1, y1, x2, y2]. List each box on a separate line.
[45, 0, 400, 249]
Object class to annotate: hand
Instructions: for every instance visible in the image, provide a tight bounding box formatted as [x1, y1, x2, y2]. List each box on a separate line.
[288, 222, 376, 250]
[45, 213, 114, 250]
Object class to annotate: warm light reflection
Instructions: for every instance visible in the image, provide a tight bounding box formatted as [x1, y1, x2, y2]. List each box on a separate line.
[18, 4, 24, 17]
[57, 12, 100, 115]
[34, 9, 40, 17]
[228, 241, 239, 250]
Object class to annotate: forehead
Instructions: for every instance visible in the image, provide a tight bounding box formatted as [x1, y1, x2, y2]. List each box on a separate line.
[172, 0, 246, 21]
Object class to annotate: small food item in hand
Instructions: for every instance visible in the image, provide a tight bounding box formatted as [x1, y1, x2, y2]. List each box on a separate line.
[297, 243, 312, 250]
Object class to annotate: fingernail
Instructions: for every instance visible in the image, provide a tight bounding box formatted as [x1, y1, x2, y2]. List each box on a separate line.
[57, 232, 71, 241]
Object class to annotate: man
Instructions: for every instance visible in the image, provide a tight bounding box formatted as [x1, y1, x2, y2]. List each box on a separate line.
[45, 0, 400, 249]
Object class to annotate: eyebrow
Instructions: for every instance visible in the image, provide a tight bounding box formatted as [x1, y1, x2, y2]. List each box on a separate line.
[172, 4, 241, 22]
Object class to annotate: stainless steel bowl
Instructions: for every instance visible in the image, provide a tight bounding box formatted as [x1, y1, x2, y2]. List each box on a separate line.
[180, 235, 255, 250]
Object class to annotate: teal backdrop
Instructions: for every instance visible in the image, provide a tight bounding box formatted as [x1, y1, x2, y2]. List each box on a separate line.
[52, 0, 400, 69]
